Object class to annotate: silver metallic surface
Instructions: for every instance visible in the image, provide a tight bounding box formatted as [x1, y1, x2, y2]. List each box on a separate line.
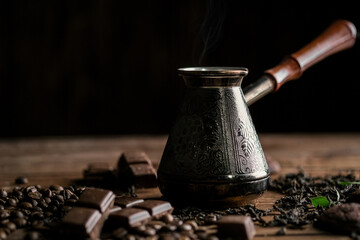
[243, 75, 275, 106]
[157, 67, 269, 201]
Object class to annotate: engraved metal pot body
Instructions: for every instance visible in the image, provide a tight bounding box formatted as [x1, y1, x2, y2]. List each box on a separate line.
[157, 67, 269, 202]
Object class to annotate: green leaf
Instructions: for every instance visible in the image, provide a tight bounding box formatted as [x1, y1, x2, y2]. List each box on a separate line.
[338, 181, 360, 186]
[310, 196, 330, 207]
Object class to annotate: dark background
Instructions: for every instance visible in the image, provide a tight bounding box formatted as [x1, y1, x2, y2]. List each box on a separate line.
[1, 1, 359, 138]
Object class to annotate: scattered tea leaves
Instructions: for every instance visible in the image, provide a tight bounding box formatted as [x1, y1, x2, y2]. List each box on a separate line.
[310, 196, 330, 207]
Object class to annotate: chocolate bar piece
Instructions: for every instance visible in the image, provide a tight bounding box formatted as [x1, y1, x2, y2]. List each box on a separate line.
[83, 163, 116, 187]
[129, 164, 157, 188]
[118, 151, 152, 167]
[61, 207, 104, 239]
[218, 215, 256, 240]
[115, 196, 144, 208]
[76, 188, 115, 213]
[106, 207, 151, 228]
[84, 162, 114, 177]
[133, 200, 173, 217]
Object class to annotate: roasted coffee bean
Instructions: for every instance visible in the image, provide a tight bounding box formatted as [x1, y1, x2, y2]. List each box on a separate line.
[25, 231, 40, 240]
[31, 221, 45, 230]
[7, 198, 17, 207]
[70, 194, 79, 201]
[161, 213, 174, 223]
[15, 177, 28, 184]
[159, 233, 177, 240]
[159, 224, 177, 232]
[0, 210, 9, 219]
[124, 234, 136, 240]
[142, 227, 156, 236]
[38, 202, 48, 209]
[0, 190, 7, 198]
[19, 202, 33, 209]
[28, 191, 42, 200]
[275, 227, 287, 235]
[60, 190, 72, 200]
[1, 226, 11, 235]
[42, 189, 52, 198]
[44, 197, 51, 204]
[47, 205, 57, 213]
[179, 223, 192, 232]
[31, 212, 44, 220]
[184, 220, 198, 230]
[206, 235, 219, 240]
[5, 221, 16, 231]
[32, 206, 43, 212]
[10, 210, 24, 219]
[44, 211, 53, 218]
[66, 186, 75, 193]
[26, 186, 37, 193]
[13, 218, 27, 227]
[148, 220, 165, 230]
[172, 219, 183, 227]
[50, 184, 64, 192]
[0, 219, 9, 226]
[50, 199, 60, 207]
[204, 214, 217, 224]
[30, 200, 38, 208]
[0, 228, 7, 240]
[0, 205, 3, 210]
[112, 227, 128, 239]
[53, 194, 64, 203]
[0, 200, 5, 206]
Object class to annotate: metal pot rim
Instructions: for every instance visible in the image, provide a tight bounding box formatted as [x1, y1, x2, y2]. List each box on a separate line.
[178, 67, 248, 77]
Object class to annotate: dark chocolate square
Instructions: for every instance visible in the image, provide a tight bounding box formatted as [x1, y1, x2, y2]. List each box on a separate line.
[106, 207, 151, 227]
[132, 200, 173, 217]
[129, 164, 157, 188]
[114, 196, 144, 208]
[61, 207, 103, 239]
[76, 188, 115, 213]
[218, 215, 256, 240]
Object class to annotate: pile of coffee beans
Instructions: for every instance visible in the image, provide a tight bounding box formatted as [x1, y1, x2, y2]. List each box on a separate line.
[103, 213, 220, 240]
[0, 184, 84, 239]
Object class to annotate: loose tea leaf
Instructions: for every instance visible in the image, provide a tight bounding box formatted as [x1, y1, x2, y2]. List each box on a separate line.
[338, 181, 360, 186]
[310, 196, 330, 207]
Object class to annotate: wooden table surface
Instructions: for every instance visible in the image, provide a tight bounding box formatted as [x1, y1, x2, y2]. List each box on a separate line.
[1, 133, 360, 239]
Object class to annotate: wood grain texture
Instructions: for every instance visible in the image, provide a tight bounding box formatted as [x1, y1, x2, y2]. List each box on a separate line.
[1, 133, 360, 239]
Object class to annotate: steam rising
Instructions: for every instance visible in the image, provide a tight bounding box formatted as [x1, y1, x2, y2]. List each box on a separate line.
[198, 0, 227, 65]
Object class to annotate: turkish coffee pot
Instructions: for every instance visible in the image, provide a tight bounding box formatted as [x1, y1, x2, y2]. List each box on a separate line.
[157, 20, 357, 203]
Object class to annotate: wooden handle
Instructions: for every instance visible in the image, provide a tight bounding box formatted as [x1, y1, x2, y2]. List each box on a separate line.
[265, 19, 357, 91]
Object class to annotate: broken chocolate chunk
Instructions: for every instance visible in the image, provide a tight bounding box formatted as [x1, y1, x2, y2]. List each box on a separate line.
[61, 207, 104, 239]
[218, 215, 256, 240]
[118, 151, 152, 167]
[76, 188, 115, 213]
[129, 164, 157, 188]
[315, 203, 360, 234]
